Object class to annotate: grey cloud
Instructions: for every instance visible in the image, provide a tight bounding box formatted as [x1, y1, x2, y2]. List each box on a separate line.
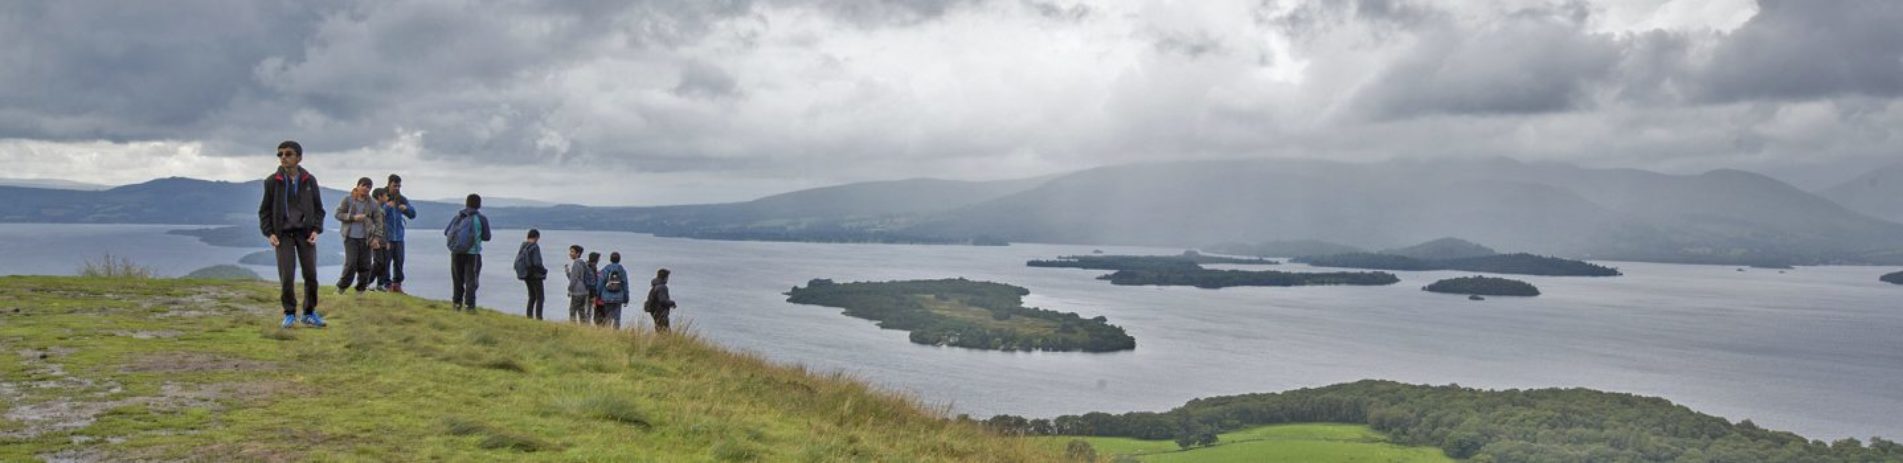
[0, 1, 321, 141]
[1267, 0, 1442, 42]
[1022, 1, 1089, 22]
[1151, 31, 1226, 59]
[1698, 0, 1903, 102]
[4, 0, 1903, 197]
[673, 61, 742, 99]
[1349, 9, 1621, 119]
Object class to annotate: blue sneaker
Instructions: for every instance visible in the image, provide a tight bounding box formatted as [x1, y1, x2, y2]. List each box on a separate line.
[280, 315, 296, 329]
[301, 312, 327, 328]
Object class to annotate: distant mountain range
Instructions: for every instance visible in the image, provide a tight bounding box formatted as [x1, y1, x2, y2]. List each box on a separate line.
[1819, 162, 1903, 224]
[0, 177, 110, 191]
[4, 159, 1901, 266]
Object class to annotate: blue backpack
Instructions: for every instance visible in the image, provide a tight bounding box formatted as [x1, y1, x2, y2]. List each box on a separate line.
[447, 213, 482, 254]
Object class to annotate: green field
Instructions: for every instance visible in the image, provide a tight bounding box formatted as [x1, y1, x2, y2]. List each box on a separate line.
[0, 276, 1058, 462]
[1033, 423, 1456, 462]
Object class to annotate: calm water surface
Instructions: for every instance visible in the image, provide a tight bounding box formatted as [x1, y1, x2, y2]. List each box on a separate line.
[2, 223, 1898, 440]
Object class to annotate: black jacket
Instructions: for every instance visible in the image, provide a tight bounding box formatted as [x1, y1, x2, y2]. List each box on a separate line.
[644, 278, 676, 313]
[258, 167, 326, 236]
[514, 242, 546, 280]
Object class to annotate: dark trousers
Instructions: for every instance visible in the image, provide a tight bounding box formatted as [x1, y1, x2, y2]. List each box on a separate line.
[524, 279, 545, 319]
[600, 303, 622, 329]
[450, 253, 482, 309]
[273, 230, 319, 315]
[648, 308, 671, 332]
[371, 246, 391, 289]
[336, 237, 373, 292]
[385, 240, 406, 285]
[569, 296, 591, 324]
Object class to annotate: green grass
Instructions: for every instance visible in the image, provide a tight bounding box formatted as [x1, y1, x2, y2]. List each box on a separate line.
[0, 276, 1060, 462]
[1031, 423, 1456, 463]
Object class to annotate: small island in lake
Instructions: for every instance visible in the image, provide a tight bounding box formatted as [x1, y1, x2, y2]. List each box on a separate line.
[1882, 270, 1903, 285]
[785, 278, 1135, 352]
[1424, 276, 1541, 297]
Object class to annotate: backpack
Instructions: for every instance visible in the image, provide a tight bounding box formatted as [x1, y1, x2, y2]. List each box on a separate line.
[446, 213, 480, 254]
[513, 245, 532, 280]
[604, 267, 625, 293]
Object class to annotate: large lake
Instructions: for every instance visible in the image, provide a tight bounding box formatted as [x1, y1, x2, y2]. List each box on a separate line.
[2, 223, 1899, 440]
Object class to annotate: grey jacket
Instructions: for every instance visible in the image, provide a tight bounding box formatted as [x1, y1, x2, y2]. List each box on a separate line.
[334, 195, 381, 240]
[565, 258, 591, 298]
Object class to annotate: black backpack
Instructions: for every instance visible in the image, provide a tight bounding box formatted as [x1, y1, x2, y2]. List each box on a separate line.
[604, 268, 624, 293]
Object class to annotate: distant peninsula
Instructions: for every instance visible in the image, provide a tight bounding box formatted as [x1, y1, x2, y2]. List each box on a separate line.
[784, 279, 1135, 352]
[1883, 271, 1903, 285]
[1101, 268, 1399, 289]
[1423, 276, 1540, 297]
[1027, 252, 1395, 289]
[1027, 251, 1277, 271]
[1297, 252, 1621, 277]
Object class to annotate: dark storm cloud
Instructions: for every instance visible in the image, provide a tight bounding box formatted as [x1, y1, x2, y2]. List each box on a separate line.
[1698, 0, 1903, 102]
[0, 0, 994, 165]
[1339, 0, 1903, 119]
[0, 1, 321, 141]
[1346, 2, 1622, 118]
[2, 0, 1901, 196]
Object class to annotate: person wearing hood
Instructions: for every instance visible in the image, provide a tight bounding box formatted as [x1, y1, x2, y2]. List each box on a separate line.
[643, 268, 678, 333]
[595, 252, 630, 329]
[258, 140, 327, 329]
[444, 194, 493, 312]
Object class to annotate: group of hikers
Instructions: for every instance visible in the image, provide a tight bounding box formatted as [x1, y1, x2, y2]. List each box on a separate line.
[257, 140, 677, 331]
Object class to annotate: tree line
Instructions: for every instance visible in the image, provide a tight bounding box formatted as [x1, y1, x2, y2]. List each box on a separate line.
[982, 380, 1903, 462]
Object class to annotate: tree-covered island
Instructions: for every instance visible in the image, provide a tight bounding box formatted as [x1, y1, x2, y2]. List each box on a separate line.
[784, 278, 1136, 352]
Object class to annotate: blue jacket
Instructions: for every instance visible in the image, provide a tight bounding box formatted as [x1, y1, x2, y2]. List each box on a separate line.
[596, 263, 630, 304]
[385, 196, 417, 242]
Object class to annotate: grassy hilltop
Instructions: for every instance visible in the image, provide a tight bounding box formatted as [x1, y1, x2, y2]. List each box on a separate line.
[0, 276, 1059, 462]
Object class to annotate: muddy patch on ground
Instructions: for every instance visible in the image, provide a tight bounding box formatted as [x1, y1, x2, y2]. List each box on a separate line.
[110, 330, 183, 340]
[120, 352, 277, 374]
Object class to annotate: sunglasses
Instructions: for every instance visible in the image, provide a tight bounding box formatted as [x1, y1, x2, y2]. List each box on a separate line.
[276, 151, 299, 158]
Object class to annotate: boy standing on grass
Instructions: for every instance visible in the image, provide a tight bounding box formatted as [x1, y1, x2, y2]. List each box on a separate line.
[334, 177, 382, 295]
[586, 252, 603, 325]
[513, 229, 547, 320]
[369, 187, 392, 292]
[381, 174, 418, 293]
[596, 252, 629, 329]
[258, 140, 326, 329]
[644, 268, 678, 333]
[565, 245, 591, 324]
[446, 194, 492, 312]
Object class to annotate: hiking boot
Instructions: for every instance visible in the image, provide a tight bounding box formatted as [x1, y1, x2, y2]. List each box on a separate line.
[336, 286, 346, 295]
[301, 312, 327, 328]
[280, 314, 296, 329]
[452, 304, 462, 312]
[391, 283, 404, 294]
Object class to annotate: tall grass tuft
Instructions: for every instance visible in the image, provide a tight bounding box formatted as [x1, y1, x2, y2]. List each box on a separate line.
[78, 253, 154, 279]
[442, 416, 556, 452]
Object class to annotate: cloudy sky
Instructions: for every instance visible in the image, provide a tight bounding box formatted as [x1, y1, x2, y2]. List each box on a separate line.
[2, 0, 1899, 205]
